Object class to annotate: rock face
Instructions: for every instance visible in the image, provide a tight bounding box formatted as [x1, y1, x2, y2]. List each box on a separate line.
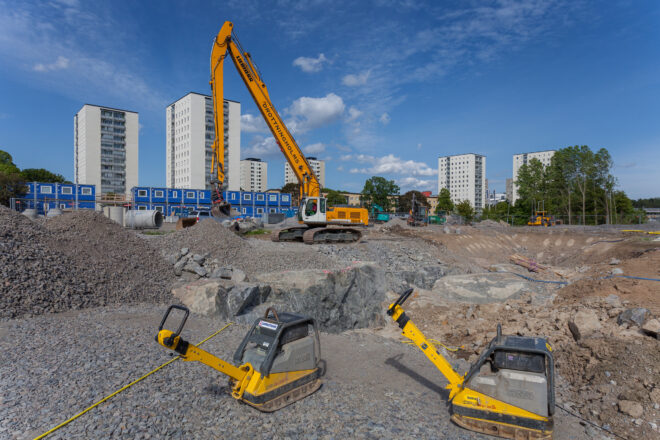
[431, 273, 543, 303]
[254, 264, 387, 333]
[172, 280, 271, 319]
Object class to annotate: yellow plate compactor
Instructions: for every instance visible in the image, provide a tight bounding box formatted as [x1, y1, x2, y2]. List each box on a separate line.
[387, 289, 555, 439]
[156, 305, 322, 412]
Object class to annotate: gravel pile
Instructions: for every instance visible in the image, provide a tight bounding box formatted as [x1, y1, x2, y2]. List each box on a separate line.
[0, 304, 591, 439]
[154, 220, 341, 276]
[0, 207, 174, 319]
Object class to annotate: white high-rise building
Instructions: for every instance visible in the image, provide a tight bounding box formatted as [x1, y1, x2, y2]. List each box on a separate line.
[74, 104, 138, 195]
[166, 92, 240, 190]
[437, 153, 486, 211]
[284, 157, 325, 187]
[240, 158, 268, 192]
[511, 150, 555, 204]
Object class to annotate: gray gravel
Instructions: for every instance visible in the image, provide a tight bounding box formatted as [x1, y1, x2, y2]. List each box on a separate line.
[1, 305, 591, 439]
[0, 207, 174, 319]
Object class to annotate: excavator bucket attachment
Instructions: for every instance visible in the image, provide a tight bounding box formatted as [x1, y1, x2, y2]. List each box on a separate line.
[211, 201, 231, 218]
[176, 217, 198, 230]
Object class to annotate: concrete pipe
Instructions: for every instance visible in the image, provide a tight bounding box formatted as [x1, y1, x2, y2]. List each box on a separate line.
[21, 209, 37, 219]
[125, 210, 163, 229]
[108, 206, 124, 226]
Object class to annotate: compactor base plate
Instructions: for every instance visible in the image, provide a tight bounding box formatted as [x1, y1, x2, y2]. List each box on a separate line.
[451, 414, 552, 440]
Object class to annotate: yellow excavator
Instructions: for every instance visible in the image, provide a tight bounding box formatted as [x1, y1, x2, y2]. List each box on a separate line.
[387, 289, 555, 439]
[156, 305, 322, 411]
[209, 21, 368, 243]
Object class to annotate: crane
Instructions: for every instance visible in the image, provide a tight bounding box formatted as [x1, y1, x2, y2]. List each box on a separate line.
[209, 21, 368, 244]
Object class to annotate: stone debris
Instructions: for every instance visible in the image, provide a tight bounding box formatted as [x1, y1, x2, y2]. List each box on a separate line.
[617, 307, 650, 328]
[618, 400, 644, 418]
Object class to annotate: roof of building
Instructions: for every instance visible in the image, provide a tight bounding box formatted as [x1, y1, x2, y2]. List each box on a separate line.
[513, 149, 556, 156]
[437, 153, 485, 158]
[78, 104, 138, 114]
[167, 91, 240, 107]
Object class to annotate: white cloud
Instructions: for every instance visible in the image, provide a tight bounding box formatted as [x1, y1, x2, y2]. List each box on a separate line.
[303, 142, 325, 154]
[243, 136, 280, 158]
[287, 93, 345, 133]
[339, 154, 354, 161]
[346, 106, 362, 122]
[342, 70, 370, 86]
[337, 165, 344, 171]
[397, 177, 436, 191]
[417, 143, 422, 150]
[348, 154, 437, 176]
[241, 113, 268, 133]
[292, 53, 328, 73]
[379, 112, 391, 125]
[33, 55, 69, 72]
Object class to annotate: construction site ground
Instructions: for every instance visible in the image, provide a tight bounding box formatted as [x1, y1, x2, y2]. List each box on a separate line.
[1, 207, 659, 439]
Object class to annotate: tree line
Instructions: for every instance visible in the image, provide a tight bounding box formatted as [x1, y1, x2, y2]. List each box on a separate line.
[487, 145, 643, 225]
[0, 149, 70, 206]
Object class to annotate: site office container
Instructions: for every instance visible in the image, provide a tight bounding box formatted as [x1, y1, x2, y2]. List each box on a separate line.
[253, 192, 267, 206]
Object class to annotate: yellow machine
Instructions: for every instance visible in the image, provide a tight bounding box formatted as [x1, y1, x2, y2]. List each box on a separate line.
[209, 21, 368, 243]
[387, 289, 555, 439]
[156, 305, 322, 411]
[528, 211, 556, 227]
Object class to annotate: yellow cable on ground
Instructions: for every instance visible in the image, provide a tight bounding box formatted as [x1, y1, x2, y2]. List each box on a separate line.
[34, 322, 233, 440]
[403, 338, 463, 352]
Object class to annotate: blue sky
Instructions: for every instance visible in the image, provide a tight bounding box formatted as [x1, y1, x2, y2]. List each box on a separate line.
[0, 0, 658, 197]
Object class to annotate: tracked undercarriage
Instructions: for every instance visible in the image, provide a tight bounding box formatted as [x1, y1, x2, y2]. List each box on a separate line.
[271, 225, 363, 244]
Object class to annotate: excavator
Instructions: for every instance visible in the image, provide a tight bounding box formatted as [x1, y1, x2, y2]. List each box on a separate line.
[387, 289, 555, 439]
[209, 21, 368, 243]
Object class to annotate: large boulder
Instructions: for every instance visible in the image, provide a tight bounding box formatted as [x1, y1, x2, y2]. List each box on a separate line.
[171, 280, 270, 319]
[172, 280, 223, 316]
[568, 309, 602, 341]
[254, 263, 387, 333]
[617, 308, 650, 327]
[218, 283, 271, 319]
[400, 265, 446, 289]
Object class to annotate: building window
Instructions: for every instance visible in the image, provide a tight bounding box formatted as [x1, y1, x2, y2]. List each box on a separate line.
[242, 208, 247, 214]
[60, 204, 67, 209]
[40, 186, 53, 194]
[154, 206, 164, 213]
[244, 193, 252, 201]
[172, 191, 177, 198]
[269, 195, 277, 202]
[138, 206, 147, 211]
[186, 191, 195, 198]
[269, 208, 276, 213]
[81, 187, 92, 195]
[281, 195, 289, 202]
[256, 194, 264, 201]
[154, 190, 164, 198]
[230, 192, 237, 200]
[138, 190, 147, 197]
[257, 208, 263, 214]
[199, 191, 204, 198]
[61, 187, 73, 195]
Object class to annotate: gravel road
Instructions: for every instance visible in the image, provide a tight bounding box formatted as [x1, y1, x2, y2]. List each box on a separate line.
[1, 305, 592, 439]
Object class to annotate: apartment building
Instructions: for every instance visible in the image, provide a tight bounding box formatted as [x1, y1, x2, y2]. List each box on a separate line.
[511, 150, 555, 204]
[437, 153, 486, 211]
[74, 104, 138, 195]
[240, 158, 268, 192]
[166, 92, 240, 190]
[284, 156, 325, 188]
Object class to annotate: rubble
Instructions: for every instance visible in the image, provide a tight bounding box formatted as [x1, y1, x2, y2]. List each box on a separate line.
[617, 307, 650, 327]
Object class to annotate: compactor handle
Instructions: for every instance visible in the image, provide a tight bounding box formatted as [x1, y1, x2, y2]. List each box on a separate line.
[158, 305, 189, 345]
[388, 288, 414, 315]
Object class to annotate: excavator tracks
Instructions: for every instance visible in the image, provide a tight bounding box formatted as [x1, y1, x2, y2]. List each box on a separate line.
[302, 227, 362, 244]
[271, 226, 308, 242]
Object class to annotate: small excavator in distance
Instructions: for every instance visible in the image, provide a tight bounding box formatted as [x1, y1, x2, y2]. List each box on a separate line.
[387, 289, 555, 439]
[156, 305, 322, 411]
[209, 21, 369, 244]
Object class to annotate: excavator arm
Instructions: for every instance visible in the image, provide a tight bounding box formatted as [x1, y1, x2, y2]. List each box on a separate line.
[210, 21, 321, 200]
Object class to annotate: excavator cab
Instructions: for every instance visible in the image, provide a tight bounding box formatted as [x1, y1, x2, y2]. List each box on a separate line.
[300, 197, 327, 224]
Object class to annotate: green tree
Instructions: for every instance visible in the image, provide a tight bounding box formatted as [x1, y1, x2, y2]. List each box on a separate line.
[435, 188, 454, 214]
[361, 176, 399, 211]
[515, 158, 547, 207]
[0, 150, 20, 175]
[20, 168, 68, 183]
[455, 200, 475, 224]
[0, 172, 27, 206]
[325, 189, 347, 207]
[399, 190, 428, 213]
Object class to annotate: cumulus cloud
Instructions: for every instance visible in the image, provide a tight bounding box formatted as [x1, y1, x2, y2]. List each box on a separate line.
[33, 55, 69, 72]
[397, 177, 436, 191]
[241, 113, 268, 133]
[303, 142, 325, 154]
[292, 53, 328, 73]
[243, 136, 280, 158]
[287, 93, 345, 133]
[346, 106, 362, 122]
[342, 70, 370, 86]
[348, 154, 437, 177]
[379, 112, 391, 125]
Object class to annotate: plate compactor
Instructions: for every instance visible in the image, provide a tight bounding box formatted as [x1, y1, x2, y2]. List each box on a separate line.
[387, 289, 555, 439]
[156, 305, 322, 412]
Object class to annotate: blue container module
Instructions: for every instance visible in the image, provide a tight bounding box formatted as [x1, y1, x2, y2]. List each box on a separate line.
[129, 186, 292, 217]
[20, 182, 96, 214]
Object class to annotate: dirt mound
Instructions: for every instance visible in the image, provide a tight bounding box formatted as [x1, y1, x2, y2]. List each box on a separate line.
[0, 207, 174, 318]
